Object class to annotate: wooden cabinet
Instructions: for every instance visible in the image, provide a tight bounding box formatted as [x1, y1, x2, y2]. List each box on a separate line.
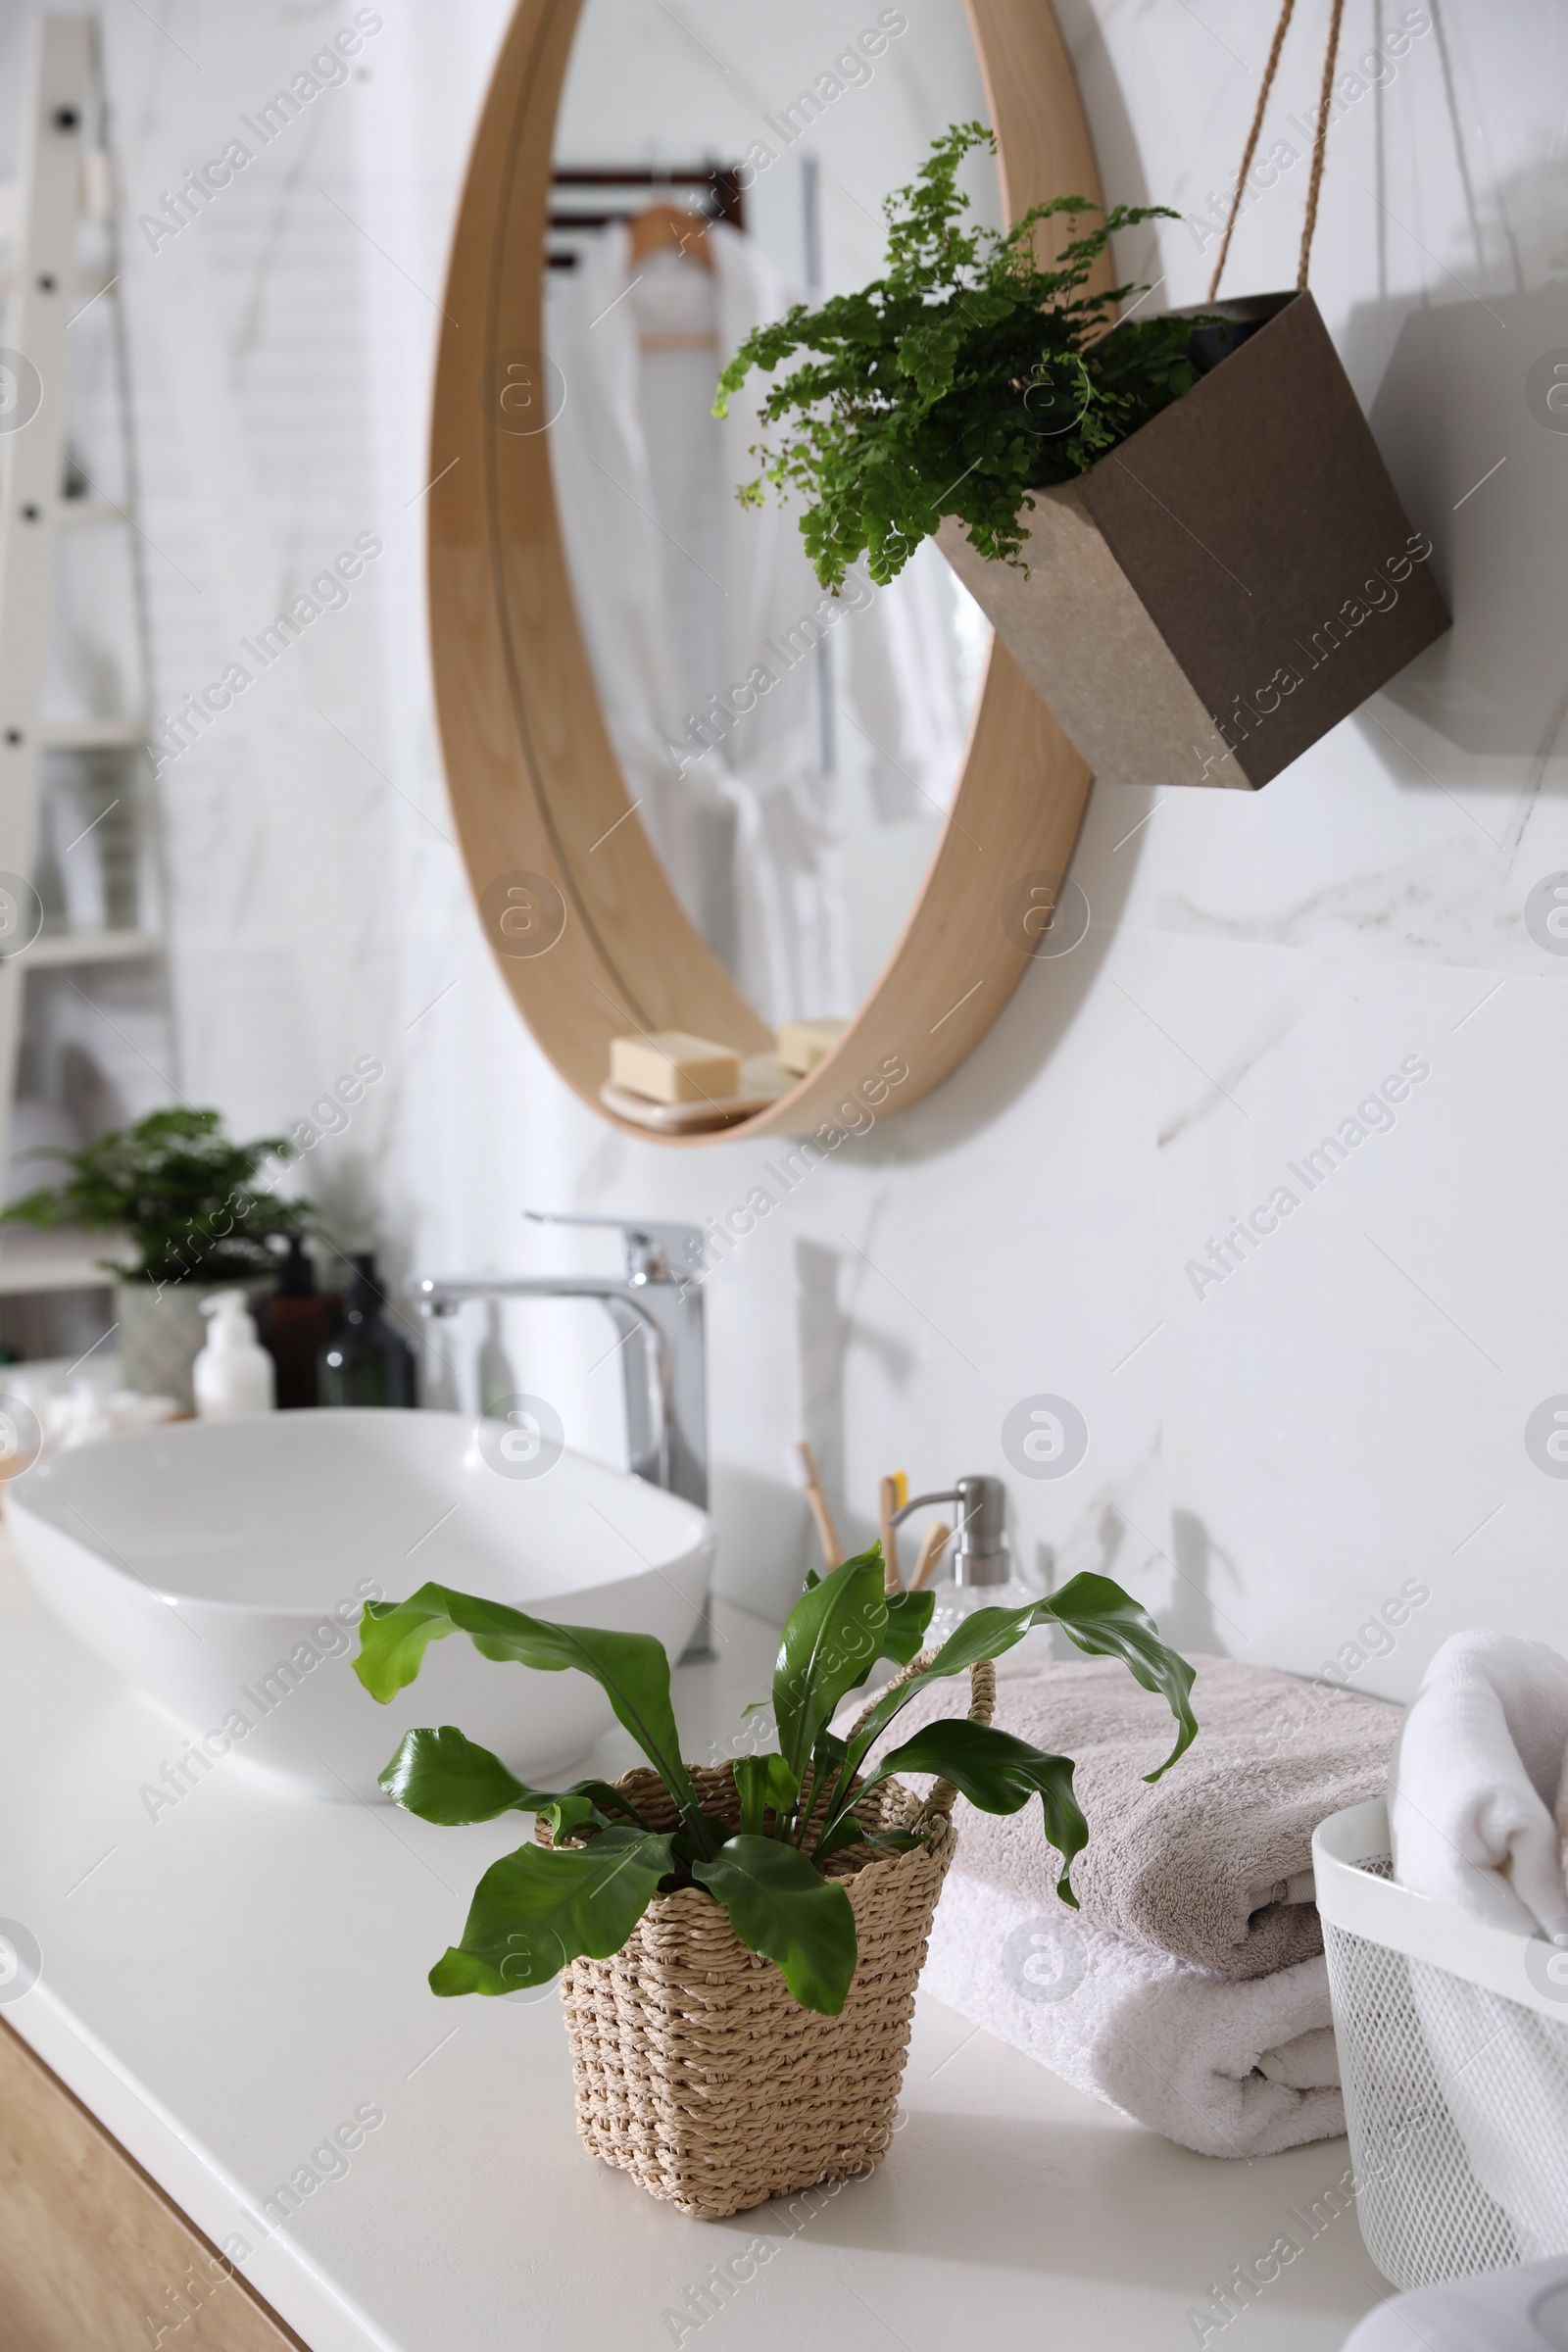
[0, 2020, 305, 2352]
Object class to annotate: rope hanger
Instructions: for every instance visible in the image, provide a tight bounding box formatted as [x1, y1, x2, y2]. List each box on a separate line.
[1206, 0, 1348, 301]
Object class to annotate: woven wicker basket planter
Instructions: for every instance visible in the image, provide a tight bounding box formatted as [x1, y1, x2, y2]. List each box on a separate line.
[547, 1656, 993, 2220]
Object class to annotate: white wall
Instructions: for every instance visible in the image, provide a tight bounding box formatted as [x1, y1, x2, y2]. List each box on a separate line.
[11, 0, 1566, 1699]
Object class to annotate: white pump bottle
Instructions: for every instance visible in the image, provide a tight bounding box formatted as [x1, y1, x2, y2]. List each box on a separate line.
[193, 1290, 276, 1419]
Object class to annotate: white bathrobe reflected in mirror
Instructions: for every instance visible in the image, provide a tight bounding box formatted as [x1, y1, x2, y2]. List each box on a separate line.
[546, 217, 967, 1028]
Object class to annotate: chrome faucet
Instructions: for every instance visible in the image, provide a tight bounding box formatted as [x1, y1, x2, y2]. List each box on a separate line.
[409, 1213, 712, 1658]
[407, 1211, 709, 1513]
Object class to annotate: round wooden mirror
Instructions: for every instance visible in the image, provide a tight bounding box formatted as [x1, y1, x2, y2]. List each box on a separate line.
[428, 0, 1103, 1144]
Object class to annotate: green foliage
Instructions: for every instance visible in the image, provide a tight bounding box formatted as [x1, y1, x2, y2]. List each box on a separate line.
[0, 1106, 309, 1284]
[714, 121, 1202, 588]
[360, 1544, 1196, 2017]
[881, 1585, 937, 1665]
[379, 1726, 646, 1833]
[356, 1584, 704, 1831]
[429, 1828, 676, 1997]
[693, 1836, 858, 2015]
[818, 1573, 1198, 1845]
[732, 1750, 799, 1838]
[772, 1541, 887, 1780]
[1014, 1573, 1200, 1777]
[854, 1720, 1087, 1904]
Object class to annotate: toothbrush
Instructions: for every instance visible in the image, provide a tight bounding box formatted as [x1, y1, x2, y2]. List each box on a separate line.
[908, 1518, 952, 1592]
[790, 1441, 841, 1571]
[879, 1471, 907, 1593]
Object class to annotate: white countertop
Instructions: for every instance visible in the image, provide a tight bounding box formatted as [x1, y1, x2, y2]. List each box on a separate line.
[0, 1531, 1394, 2351]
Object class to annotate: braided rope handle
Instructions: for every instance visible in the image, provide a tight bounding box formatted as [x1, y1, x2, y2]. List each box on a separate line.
[1206, 0, 1346, 301]
[845, 1648, 997, 1837]
[1296, 0, 1347, 290]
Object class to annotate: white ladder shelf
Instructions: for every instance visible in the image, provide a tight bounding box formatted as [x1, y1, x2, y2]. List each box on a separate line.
[0, 13, 163, 1300]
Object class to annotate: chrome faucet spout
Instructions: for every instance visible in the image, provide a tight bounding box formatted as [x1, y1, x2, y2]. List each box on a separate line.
[410, 1276, 672, 1491]
[411, 1272, 655, 1311]
[405, 1216, 708, 1514]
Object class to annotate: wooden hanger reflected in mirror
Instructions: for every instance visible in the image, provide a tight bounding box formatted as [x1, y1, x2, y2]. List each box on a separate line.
[626, 201, 713, 269]
[627, 202, 717, 351]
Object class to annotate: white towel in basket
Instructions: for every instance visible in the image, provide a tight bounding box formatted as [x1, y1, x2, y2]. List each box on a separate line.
[1389, 1630, 1568, 2262]
[921, 1866, 1346, 2160]
[1389, 1630, 1568, 1937]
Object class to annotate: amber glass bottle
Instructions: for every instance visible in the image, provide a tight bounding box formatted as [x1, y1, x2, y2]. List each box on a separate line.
[255, 1236, 341, 1409]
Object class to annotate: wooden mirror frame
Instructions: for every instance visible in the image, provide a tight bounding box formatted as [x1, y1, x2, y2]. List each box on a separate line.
[428, 0, 1104, 1145]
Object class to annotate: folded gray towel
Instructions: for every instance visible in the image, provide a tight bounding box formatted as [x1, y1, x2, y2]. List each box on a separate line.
[862, 1650, 1399, 1978]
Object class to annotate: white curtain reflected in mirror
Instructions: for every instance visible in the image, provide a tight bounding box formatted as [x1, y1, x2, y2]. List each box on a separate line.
[545, 0, 993, 1033]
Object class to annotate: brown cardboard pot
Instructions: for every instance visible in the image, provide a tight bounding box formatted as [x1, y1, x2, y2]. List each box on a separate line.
[937, 291, 1450, 791]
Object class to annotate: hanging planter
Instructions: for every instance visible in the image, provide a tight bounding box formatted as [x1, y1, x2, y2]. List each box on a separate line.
[939, 0, 1447, 787]
[935, 290, 1448, 790]
[717, 16, 1448, 794]
[355, 1545, 1197, 2220]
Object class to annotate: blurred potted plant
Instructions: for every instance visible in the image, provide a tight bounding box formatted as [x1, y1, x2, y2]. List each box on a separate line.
[356, 1544, 1196, 2218]
[716, 122, 1447, 791]
[1, 1107, 310, 1409]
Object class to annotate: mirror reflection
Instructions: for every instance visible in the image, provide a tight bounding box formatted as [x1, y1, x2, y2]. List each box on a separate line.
[546, 0, 994, 1048]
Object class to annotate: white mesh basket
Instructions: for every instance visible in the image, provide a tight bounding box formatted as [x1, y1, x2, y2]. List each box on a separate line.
[1315, 1798, 1568, 2290]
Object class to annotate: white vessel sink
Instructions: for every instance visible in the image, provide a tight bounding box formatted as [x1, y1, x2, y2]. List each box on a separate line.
[7, 1409, 713, 1800]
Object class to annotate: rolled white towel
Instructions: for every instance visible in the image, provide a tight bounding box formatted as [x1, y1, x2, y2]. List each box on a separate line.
[921, 1867, 1346, 2161]
[40, 1387, 179, 1454]
[1389, 1630, 1568, 1937]
[1388, 1631, 1568, 2261]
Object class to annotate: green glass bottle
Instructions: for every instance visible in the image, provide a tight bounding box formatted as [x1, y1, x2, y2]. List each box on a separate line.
[317, 1252, 417, 1408]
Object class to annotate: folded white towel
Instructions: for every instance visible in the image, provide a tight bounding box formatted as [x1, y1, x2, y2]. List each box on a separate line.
[922, 1867, 1347, 2160]
[1389, 1630, 1568, 1936]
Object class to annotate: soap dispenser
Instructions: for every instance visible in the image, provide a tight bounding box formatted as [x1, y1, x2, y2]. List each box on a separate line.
[255, 1235, 341, 1409]
[193, 1290, 277, 1419]
[318, 1252, 418, 1408]
[891, 1473, 1040, 1652]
